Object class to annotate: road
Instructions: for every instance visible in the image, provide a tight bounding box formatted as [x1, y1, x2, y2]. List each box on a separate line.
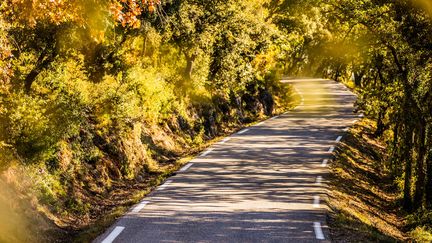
[95, 78, 358, 243]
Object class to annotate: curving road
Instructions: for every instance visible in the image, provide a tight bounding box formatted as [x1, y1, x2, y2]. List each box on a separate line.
[95, 78, 358, 243]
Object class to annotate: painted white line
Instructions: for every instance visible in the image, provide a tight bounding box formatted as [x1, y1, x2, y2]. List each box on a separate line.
[269, 116, 279, 120]
[102, 226, 125, 243]
[257, 121, 265, 126]
[313, 222, 325, 240]
[157, 180, 173, 191]
[358, 113, 364, 118]
[179, 163, 194, 172]
[343, 127, 349, 132]
[219, 137, 231, 144]
[313, 196, 320, 208]
[238, 129, 250, 135]
[336, 136, 343, 142]
[328, 146, 335, 153]
[132, 201, 149, 213]
[321, 159, 328, 167]
[201, 148, 213, 157]
[352, 119, 358, 124]
[316, 176, 323, 185]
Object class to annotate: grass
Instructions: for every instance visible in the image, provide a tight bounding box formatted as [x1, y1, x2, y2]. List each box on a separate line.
[327, 118, 407, 242]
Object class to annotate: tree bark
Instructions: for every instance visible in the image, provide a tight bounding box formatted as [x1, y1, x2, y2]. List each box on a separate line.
[184, 52, 196, 80]
[403, 129, 413, 211]
[424, 126, 432, 208]
[414, 121, 427, 209]
[24, 52, 54, 93]
[374, 108, 387, 137]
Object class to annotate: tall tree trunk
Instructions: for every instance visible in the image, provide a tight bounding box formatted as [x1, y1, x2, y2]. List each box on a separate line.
[403, 123, 414, 211]
[425, 126, 432, 208]
[354, 70, 365, 87]
[374, 108, 387, 137]
[184, 52, 196, 80]
[414, 121, 427, 209]
[390, 124, 400, 177]
[403, 146, 413, 210]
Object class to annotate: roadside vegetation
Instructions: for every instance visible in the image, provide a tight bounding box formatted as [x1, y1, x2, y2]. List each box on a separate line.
[1, 0, 432, 242]
[328, 119, 406, 242]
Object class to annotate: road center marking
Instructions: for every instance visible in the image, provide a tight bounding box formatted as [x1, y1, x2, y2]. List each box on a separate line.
[316, 176, 323, 185]
[313, 196, 320, 208]
[102, 226, 125, 243]
[201, 148, 214, 157]
[157, 180, 173, 191]
[336, 136, 343, 142]
[313, 222, 325, 240]
[328, 146, 335, 153]
[238, 129, 250, 134]
[321, 159, 328, 167]
[179, 163, 194, 172]
[132, 201, 149, 213]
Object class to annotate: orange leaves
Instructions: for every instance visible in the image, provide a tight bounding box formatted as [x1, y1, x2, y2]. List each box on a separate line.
[1, 0, 161, 29]
[110, 0, 161, 29]
[1, 0, 83, 27]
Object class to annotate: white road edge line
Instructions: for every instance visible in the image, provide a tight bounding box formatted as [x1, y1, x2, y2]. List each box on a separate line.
[352, 119, 358, 124]
[238, 129, 250, 135]
[316, 176, 323, 185]
[321, 159, 328, 167]
[313, 222, 325, 240]
[358, 113, 365, 118]
[343, 127, 349, 132]
[219, 137, 231, 144]
[257, 121, 265, 126]
[328, 146, 335, 153]
[201, 148, 213, 157]
[313, 196, 320, 208]
[132, 201, 149, 213]
[336, 136, 343, 142]
[157, 180, 173, 191]
[179, 163, 194, 172]
[102, 226, 125, 243]
[269, 116, 279, 120]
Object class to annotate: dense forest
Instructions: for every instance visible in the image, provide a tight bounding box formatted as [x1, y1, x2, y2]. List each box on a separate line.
[1, 0, 432, 241]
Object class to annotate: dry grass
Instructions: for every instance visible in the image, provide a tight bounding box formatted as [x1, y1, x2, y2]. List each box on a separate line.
[327, 119, 408, 242]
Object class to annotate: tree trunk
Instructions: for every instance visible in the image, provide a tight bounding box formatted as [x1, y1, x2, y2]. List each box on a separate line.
[424, 126, 432, 208]
[426, 155, 432, 208]
[414, 121, 427, 209]
[184, 52, 196, 80]
[24, 53, 54, 93]
[403, 125, 414, 211]
[402, 92, 416, 211]
[390, 123, 401, 178]
[374, 108, 387, 137]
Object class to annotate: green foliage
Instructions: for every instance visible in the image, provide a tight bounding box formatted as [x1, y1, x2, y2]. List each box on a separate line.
[409, 226, 432, 243]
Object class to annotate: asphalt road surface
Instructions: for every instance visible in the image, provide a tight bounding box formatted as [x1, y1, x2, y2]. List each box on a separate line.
[95, 78, 358, 243]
